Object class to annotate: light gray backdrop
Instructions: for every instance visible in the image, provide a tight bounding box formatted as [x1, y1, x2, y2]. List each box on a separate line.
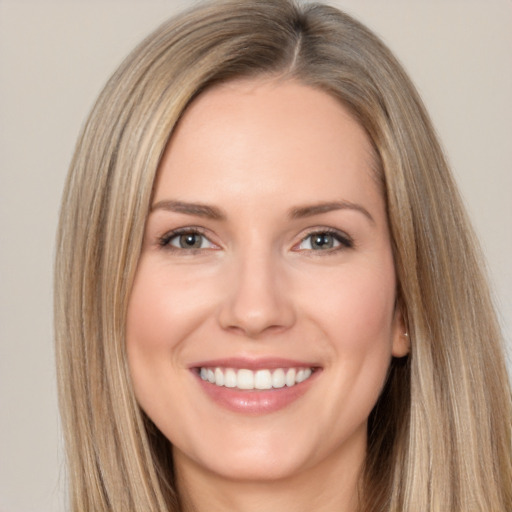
[1, 1, 510, 511]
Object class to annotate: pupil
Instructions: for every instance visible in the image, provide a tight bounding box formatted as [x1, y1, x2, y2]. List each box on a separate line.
[313, 234, 333, 249]
[180, 234, 200, 248]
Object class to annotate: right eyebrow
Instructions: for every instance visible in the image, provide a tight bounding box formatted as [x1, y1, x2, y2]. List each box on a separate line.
[150, 200, 226, 221]
[288, 200, 375, 225]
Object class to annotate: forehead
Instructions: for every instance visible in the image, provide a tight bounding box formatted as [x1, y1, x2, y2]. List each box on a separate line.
[154, 78, 380, 211]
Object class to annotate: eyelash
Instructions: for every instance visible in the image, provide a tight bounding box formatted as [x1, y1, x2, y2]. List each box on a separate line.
[158, 227, 354, 253]
[295, 228, 354, 253]
[158, 227, 215, 252]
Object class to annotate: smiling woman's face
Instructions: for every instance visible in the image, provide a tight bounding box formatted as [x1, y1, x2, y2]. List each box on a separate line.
[126, 79, 408, 485]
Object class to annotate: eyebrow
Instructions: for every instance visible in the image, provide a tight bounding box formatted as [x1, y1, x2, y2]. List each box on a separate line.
[150, 199, 374, 224]
[150, 200, 226, 220]
[289, 201, 375, 224]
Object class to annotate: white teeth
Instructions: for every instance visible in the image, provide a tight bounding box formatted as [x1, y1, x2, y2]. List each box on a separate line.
[285, 368, 296, 387]
[199, 366, 314, 389]
[237, 369, 254, 390]
[254, 370, 272, 390]
[296, 368, 312, 383]
[214, 367, 224, 387]
[224, 368, 237, 388]
[271, 368, 285, 388]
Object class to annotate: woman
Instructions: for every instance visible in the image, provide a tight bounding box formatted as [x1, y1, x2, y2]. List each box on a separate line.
[54, 0, 512, 510]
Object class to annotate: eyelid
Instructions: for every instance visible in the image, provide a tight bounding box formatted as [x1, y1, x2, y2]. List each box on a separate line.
[292, 227, 354, 252]
[158, 226, 219, 251]
[156, 225, 353, 253]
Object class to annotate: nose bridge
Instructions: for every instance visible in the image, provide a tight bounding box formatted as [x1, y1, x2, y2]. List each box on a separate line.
[218, 241, 295, 337]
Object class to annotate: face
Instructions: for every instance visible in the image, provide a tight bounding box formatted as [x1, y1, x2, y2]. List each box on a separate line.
[126, 79, 408, 485]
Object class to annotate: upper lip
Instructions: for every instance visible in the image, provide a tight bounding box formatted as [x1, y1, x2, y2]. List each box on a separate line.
[189, 357, 321, 371]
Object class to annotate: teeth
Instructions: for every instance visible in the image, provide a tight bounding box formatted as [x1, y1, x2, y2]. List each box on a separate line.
[199, 366, 314, 389]
[224, 368, 237, 388]
[214, 367, 224, 387]
[237, 369, 254, 390]
[254, 369, 272, 390]
[285, 368, 296, 387]
[272, 368, 285, 388]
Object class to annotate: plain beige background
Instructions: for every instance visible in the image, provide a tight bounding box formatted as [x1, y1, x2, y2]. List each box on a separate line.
[0, 1, 510, 511]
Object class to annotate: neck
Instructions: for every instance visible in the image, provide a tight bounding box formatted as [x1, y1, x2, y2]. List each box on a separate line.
[174, 442, 364, 512]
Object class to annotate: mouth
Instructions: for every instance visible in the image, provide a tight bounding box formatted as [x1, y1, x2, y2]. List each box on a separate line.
[197, 366, 315, 390]
[190, 359, 321, 414]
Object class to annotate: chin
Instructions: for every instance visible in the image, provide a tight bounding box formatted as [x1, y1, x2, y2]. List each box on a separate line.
[173, 432, 314, 483]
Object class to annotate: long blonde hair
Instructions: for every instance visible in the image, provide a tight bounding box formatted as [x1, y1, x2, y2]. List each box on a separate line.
[54, 1, 512, 510]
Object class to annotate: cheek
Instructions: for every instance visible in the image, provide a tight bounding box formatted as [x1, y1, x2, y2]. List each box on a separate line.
[127, 260, 214, 353]
[126, 274, 175, 360]
[126, 269, 170, 412]
[301, 261, 397, 416]
[304, 260, 397, 348]
[126, 260, 200, 406]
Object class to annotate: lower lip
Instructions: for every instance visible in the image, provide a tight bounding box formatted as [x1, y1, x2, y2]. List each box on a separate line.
[194, 370, 320, 414]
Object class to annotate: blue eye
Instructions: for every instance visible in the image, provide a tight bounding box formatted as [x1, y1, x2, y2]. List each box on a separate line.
[160, 230, 215, 250]
[297, 231, 352, 251]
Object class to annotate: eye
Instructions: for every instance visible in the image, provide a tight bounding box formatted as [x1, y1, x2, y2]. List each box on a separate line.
[159, 229, 217, 250]
[296, 230, 353, 251]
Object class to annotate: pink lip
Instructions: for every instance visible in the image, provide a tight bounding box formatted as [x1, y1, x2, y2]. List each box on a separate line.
[189, 357, 318, 370]
[190, 358, 322, 414]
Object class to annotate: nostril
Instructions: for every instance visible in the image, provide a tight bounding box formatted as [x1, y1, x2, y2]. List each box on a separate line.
[218, 300, 296, 337]
[224, 322, 287, 339]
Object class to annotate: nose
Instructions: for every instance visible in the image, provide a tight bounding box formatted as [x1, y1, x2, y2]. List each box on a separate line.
[217, 249, 296, 338]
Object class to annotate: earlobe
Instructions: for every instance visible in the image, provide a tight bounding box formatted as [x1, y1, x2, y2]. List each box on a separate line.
[392, 331, 410, 358]
[391, 308, 410, 358]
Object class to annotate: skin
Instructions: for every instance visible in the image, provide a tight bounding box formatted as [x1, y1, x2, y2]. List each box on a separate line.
[126, 78, 409, 512]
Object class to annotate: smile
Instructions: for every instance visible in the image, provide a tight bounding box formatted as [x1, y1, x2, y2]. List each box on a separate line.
[192, 359, 321, 413]
[199, 367, 314, 390]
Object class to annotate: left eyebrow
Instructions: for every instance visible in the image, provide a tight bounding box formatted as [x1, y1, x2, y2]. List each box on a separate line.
[288, 200, 375, 224]
[150, 200, 226, 220]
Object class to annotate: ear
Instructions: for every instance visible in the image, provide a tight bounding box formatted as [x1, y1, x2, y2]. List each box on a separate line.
[391, 305, 410, 358]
